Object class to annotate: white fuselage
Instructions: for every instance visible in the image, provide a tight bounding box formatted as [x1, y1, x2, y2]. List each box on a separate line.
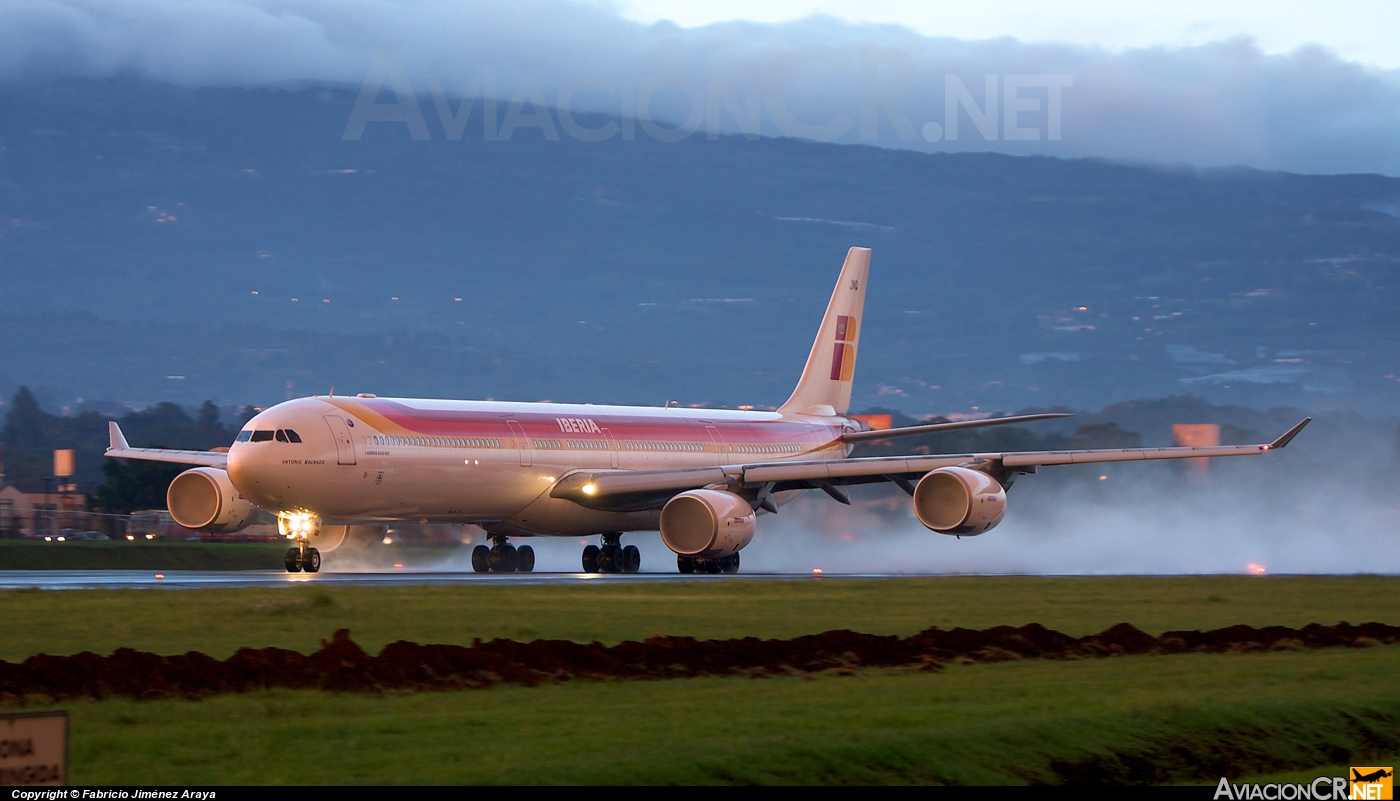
[226, 396, 852, 536]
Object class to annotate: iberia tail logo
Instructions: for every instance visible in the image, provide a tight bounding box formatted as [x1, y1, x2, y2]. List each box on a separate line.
[829, 315, 857, 381]
[1352, 767, 1394, 800]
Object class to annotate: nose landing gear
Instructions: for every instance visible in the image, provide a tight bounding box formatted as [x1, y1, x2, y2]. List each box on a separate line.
[471, 534, 535, 573]
[284, 543, 321, 573]
[581, 533, 640, 574]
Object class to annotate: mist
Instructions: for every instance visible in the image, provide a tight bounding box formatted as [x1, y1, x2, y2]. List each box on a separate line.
[3, 1, 1399, 174]
[320, 455, 1399, 576]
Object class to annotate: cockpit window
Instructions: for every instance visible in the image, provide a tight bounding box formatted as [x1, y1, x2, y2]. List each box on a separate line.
[273, 429, 303, 443]
[275, 430, 288, 442]
[236, 430, 252, 442]
[284, 429, 302, 443]
[250, 430, 275, 442]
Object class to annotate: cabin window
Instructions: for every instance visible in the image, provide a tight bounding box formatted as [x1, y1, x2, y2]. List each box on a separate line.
[250, 430, 274, 442]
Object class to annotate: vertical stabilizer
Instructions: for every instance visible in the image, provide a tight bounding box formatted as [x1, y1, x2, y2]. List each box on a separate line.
[778, 247, 870, 416]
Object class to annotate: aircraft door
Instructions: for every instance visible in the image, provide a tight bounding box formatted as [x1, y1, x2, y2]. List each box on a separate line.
[601, 427, 619, 469]
[323, 415, 357, 465]
[507, 420, 531, 467]
[705, 425, 726, 466]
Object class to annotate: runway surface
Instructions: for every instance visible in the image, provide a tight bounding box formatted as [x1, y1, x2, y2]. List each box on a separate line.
[0, 569, 865, 590]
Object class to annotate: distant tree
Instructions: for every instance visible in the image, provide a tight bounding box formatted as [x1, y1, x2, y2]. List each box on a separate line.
[88, 451, 187, 514]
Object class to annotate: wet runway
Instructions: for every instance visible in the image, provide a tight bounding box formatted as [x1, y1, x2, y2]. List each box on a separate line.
[0, 569, 865, 591]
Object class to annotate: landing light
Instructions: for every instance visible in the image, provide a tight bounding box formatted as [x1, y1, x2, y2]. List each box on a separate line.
[581, 483, 597, 495]
[382, 536, 393, 545]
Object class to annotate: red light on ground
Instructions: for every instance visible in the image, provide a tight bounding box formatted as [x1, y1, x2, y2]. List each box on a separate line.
[393, 563, 403, 569]
[154, 573, 164, 580]
[812, 568, 823, 575]
[1247, 563, 1267, 575]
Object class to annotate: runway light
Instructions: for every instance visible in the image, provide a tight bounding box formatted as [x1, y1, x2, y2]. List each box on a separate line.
[44, 536, 52, 542]
[1248, 563, 1267, 575]
[154, 573, 164, 580]
[126, 534, 135, 541]
[145, 533, 155, 540]
[812, 568, 823, 575]
[56, 536, 65, 542]
[393, 563, 403, 569]
[1099, 475, 1108, 481]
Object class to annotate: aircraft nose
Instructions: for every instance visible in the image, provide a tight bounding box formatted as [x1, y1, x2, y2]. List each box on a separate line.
[225, 441, 266, 499]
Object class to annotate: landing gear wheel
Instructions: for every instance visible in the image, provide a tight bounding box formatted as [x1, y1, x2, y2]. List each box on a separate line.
[582, 544, 600, 573]
[492, 543, 518, 573]
[471, 545, 491, 573]
[303, 548, 321, 573]
[719, 553, 739, 573]
[516, 544, 535, 573]
[621, 544, 641, 574]
[284, 547, 302, 573]
[599, 544, 623, 573]
[704, 558, 722, 574]
[677, 555, 695, 574]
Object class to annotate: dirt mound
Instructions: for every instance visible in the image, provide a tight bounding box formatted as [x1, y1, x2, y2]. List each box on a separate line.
[1, 622, 1396, 702]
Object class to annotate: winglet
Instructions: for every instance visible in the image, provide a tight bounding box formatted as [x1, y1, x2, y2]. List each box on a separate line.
[1266, 417, 1311, 450]
[108, 421, 130, 451]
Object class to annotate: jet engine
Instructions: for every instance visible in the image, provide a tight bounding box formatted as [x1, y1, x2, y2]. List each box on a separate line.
[912, 466, 1006, 536]
[167, 467, 258, 533]
[660, 489, 756, 558]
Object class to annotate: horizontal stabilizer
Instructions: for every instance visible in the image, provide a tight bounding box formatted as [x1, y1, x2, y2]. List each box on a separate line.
[842, 412, 1073, 443]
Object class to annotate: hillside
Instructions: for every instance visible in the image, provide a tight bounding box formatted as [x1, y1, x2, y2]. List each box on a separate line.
[0, 79, 1398, 416]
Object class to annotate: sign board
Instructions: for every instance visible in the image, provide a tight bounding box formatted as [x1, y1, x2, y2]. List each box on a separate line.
[0, 711, 67, 786]
[53, 450, 75, 479]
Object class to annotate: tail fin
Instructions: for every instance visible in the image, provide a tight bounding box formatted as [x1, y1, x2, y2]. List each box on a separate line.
[778, 247, 870, 417]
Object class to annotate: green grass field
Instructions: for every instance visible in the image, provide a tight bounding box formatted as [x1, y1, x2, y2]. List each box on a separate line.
[59, 647, 1400, 784]
[0, 575, 1394, 661]
[4, 575, 1397, 784]
[0, 540, 289, 571]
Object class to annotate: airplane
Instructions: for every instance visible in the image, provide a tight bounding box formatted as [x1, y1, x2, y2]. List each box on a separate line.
[1353, 768, 1393, 783]
[105, 247, 1311, 575]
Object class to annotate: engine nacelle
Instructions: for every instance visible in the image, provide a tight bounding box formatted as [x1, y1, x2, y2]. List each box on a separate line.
[912, 467, 1006, 536]
[660, 489, 756, 558]
[167, 467, 258, 533]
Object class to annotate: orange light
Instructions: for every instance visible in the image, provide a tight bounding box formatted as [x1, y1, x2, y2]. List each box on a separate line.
[154, 573, 165, 580]
[393, 563, 403, 569]
[1098, 475, 1107, 481]
[812, 568, 823, 575]
[1248, 563, 1267, 575]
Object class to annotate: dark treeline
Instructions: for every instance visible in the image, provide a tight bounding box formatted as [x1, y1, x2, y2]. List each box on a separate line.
[0, 387, 253, 493]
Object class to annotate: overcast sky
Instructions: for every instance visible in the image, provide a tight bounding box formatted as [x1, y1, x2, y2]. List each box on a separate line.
[3, 0, 1398, 175]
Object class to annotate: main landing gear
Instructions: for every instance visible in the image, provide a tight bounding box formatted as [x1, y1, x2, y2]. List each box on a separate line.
[471, 534, 535, 574]
[677, 553, 740, 574]
[582, 533, 641, 574]
[284, 543, 321, 573]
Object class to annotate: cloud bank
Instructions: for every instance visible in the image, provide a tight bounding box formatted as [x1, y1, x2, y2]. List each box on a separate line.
[3, 1, 1399, 174]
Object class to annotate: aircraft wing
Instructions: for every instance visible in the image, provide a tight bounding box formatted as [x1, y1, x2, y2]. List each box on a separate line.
[103, 421, 228, 467]
[553, 418, 1310, 511]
